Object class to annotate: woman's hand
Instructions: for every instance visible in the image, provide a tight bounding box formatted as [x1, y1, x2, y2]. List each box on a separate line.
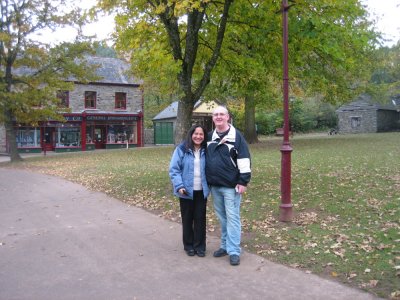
[179, 188, 187, 195]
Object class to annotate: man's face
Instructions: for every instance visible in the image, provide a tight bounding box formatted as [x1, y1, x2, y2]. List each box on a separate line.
[212, 108, 229, 127]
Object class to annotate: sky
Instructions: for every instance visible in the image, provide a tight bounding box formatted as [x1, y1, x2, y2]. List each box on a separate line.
[361, 0, 400, 46]
[34, 0, 115, 45]
[35, 0, 400, 47]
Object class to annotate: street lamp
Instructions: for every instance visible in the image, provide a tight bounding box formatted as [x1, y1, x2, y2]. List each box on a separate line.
[280, 0, 293, 222]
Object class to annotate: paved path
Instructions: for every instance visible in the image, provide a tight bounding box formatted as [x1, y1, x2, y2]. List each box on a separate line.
[0, 168, 379, 300]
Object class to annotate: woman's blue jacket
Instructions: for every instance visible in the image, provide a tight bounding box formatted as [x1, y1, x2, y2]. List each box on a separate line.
[169, 143, 210, 200]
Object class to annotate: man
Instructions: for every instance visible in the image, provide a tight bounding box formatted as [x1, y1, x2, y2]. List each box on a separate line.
[206, 106, 251, 266]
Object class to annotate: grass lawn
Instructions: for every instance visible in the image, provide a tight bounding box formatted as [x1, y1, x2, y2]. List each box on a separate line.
[4, 132, 400, 299]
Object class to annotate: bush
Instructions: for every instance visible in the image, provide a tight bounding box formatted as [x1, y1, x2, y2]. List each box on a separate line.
[256, 111, 283, 135]
[256, 98, 338, 134]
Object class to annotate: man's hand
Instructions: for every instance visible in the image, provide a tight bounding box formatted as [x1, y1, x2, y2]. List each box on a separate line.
[235, 184, 247, 194]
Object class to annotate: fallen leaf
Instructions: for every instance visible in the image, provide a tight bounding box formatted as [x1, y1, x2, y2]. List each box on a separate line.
[369, 280, 378, 287]
[349, 273, 357, 279]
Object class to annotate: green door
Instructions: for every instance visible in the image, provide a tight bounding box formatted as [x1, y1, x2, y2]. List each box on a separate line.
[155, 122, 174, 144]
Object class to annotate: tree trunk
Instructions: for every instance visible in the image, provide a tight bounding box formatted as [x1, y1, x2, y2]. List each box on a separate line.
[4, 108, 23, 162]
[244, 94, 258, 144]
[174, 98, 195, 144]
[4, 64, 23, 161]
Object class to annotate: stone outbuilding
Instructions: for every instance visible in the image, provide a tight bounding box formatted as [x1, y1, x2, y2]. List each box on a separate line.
[336, 94, 400, 134]
[152, 100, 219, 145]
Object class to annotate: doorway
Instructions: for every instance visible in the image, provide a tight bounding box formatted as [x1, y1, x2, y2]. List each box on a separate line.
[94, 126, 106, 149]
[43, 127, 54, 151]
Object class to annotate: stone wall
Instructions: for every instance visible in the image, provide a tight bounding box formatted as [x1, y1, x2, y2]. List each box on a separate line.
[338, 110, 377, 134]
[144, 129, 154, 145]
[70, 83, 142, 113]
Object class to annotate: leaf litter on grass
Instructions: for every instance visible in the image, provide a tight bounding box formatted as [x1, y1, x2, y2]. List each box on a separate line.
[6, 133, 400, 299]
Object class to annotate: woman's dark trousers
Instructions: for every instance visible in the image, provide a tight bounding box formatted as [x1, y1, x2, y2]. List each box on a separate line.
[179, 190, 207, 252]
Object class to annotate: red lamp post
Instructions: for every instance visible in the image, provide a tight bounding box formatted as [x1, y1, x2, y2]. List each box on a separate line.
[279, 0, 293, 222]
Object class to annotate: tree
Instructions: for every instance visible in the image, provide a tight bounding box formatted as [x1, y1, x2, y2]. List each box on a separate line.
[99, 0, 235, 143]
[368, 42, 400, 101]
[0, 0, 96, 161]
[95, 42, 117, 58]
[99, 0, 378, 144]
[206, 0, 378, 142]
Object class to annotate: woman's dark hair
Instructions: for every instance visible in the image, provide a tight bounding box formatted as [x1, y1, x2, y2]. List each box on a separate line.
[184, 124, 207, 151]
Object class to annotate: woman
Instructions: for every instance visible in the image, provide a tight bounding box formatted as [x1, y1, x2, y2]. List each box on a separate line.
[169, 125, 210, 257]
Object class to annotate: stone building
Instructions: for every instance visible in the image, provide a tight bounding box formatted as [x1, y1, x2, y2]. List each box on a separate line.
[152, 100, 219, 144]
[336, 94, 400, 134]
[0, 56, 144, 153]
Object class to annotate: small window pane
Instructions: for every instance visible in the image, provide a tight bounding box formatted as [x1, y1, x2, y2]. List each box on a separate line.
[351, 117, 361, 128]
[115, 92, 127, 109]
[86, 125, 94, 143]
[57, 90, 69, 107]
[85, 91, 96, 108]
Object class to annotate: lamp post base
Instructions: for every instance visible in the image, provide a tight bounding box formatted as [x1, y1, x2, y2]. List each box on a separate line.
[280, 143, 293, 222]
[279, 203, 293, 222]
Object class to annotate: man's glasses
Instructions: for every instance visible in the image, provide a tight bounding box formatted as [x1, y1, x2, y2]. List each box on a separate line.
[212, 113, 227, 117]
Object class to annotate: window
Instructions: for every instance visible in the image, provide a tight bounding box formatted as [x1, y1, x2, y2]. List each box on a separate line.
[107, 123, 137, 144]
[57, 90, 69, 107]
[86, 125, 95, 143]
[56, 127, 81, 147]
[16, 127, 41, 148]
[115, 92, 127, 109]
[85, 91, 96, 109]
[351, 116, 361, 128]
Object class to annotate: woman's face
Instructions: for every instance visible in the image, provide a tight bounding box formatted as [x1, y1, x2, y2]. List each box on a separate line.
[192, 127, 205, 147]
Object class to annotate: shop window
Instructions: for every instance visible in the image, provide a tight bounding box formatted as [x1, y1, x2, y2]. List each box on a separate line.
[56, 127, 81, 147]
[16, 127, 41, 148]
[350, 116, 361, 128]
[85, 91, 96, 109]
[115, 92, 127, 109]
[57, 90, 69, 107]
[107, 123, 137, 144]
[86, 125, 95, 144]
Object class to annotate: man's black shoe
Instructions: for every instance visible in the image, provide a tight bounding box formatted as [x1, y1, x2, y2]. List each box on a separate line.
[196, 250, 206, 257]
[186, 249, 195, 256]
[229, 254, 240, 266]
[213, 248, 228, 257]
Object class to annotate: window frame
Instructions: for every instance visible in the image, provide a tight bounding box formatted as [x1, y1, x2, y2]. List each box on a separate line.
[84, 91, 97, 109]
[350, 116, 361, 128]
[56, 90, 69, 108]
[115, 92, 127, 110]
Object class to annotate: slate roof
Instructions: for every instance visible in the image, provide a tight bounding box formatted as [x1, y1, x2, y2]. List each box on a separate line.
[83, 56, 141, 85]
[11, 56, 141, 86]
[336, 93, 397, 112]
[153, 101, 179, 120]
[152, 100, 212, 121]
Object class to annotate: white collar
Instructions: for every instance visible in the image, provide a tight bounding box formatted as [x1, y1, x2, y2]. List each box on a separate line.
[212, 125, 236, 143]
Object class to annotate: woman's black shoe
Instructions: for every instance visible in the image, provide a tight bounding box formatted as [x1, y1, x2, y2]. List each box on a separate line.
[186, 249, 195, 256]
[196, 250, 206, 257]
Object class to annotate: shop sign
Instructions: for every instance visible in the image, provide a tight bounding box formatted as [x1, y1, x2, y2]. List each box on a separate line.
[108, 116, 138, 121]
[86, 115, 138, 121]
[64, 116, 83, 121]
[86, 115, 107, 121]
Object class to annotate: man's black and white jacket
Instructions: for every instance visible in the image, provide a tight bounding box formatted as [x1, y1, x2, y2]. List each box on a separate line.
[205, 125, 251, 188]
